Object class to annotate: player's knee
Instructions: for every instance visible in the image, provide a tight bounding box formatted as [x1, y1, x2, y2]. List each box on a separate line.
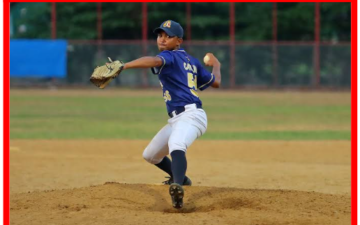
[142, 148, 161, 164]
[142, 150, 154, 164]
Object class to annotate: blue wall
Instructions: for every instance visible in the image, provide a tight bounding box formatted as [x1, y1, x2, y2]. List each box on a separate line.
[10, 40, 67, 78]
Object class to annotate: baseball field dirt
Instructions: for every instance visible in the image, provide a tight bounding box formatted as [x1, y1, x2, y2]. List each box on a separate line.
[10, 140, 350, 225]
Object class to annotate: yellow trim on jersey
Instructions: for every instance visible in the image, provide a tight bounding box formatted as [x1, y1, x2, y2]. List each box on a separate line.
[199, 73, 215, 89]
[190, 89, 199, 97]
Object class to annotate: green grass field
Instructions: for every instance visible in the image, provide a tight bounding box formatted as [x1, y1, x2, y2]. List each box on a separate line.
[10, 89, 351, 140]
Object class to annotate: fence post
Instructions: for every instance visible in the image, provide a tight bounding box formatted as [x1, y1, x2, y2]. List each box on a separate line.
[51, 3, 56, 39]
[272, 3, 278, 86]
[51, 3, 57, 84]
[186, 3, 191, 41]
[229, 2, 235, 88]
[97, 3, 102, 42]
[314, 2, 321, 86]
[142, 2, 148, 87]
[186, 2, 192, 54]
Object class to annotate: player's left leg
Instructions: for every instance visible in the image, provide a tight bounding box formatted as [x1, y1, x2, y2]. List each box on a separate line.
[167, 108, 207, 208]
[168, 108, 208, 185]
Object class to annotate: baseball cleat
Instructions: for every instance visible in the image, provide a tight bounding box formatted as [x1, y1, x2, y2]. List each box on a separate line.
[183, 176, 192, 186]
[162, 176, 173, 185]
[163, 176, 192, 186]
[169, 183, 184, 209]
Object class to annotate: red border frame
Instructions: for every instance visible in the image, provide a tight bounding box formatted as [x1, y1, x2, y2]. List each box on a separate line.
[4, 1, 9, 225]
[3, 1, 357, 225]
[350, 1, 357, 224]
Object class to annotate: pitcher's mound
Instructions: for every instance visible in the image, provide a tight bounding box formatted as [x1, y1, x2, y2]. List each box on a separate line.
[10, 182, 350, 225]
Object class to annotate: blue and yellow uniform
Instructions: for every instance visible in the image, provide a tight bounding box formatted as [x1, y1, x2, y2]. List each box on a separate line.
[142, 19, 220, 209]
[152, 48, 215, 115]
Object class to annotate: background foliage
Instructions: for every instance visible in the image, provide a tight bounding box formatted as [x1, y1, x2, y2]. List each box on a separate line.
[10, 2, 350, 41]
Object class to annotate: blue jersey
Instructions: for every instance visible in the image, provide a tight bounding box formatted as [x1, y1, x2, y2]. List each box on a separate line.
[151, 48, 215, 113]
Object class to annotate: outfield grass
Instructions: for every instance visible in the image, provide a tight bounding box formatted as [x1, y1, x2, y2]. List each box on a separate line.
[10, 89, 351, 140]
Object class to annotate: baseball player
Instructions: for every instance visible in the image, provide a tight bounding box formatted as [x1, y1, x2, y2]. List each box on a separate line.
[122, 20, 221, 209]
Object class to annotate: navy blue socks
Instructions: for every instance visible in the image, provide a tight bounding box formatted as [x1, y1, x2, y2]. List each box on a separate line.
[170, 150, 187, 185]
[155, 156, 173, 177]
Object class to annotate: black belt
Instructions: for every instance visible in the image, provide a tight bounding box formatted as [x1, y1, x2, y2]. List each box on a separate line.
[168, 103, 202, 118]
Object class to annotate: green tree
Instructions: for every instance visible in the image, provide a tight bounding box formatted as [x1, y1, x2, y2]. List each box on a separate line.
[11, 3, 51, 39]
[277, 3, 315, 41]
[235, 3, 272, 41]
[10, 2, 350, 42]
[191, 3, 229, 40]
[56, 3, 97, 39]
[102, 3, 142, 40]
[321, 3, 350, 41]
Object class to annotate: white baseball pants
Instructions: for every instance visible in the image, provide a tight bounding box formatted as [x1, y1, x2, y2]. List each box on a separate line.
[143, 104, 208, 164]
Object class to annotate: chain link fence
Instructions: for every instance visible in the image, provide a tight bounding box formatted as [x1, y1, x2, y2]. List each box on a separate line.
[10, 41, 350, 88]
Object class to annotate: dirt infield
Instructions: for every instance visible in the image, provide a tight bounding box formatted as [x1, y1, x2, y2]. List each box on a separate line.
[11, 183, 350, 225]
[10, 140, 350, 225]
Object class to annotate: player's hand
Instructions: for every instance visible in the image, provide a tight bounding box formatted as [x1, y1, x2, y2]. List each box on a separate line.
[203, 53, 220, 67]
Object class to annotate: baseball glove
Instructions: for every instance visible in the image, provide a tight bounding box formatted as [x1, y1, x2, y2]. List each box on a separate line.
[90, 57, 125, 89]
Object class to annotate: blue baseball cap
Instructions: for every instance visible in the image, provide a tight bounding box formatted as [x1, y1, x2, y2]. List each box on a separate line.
[153, 20, 184, 38]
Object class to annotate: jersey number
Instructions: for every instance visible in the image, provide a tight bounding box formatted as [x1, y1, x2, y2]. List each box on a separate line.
[187, 73, 199, 97]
